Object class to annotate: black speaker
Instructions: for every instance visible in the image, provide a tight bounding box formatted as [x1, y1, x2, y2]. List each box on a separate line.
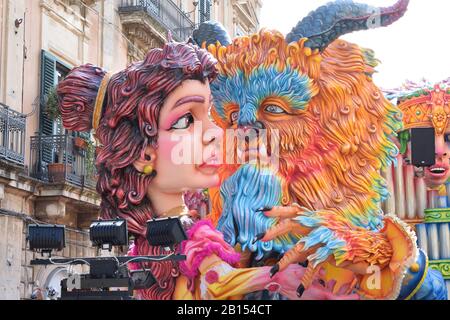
[411, 128, 436, 167]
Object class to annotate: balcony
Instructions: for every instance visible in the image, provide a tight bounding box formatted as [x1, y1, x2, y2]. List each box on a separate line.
[119, 0, 195, 60]
[0, 103, 26, 167]
[29, 134, 97, 190]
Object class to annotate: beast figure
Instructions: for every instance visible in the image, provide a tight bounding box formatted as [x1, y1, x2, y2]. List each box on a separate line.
[193, 0, 446, 300]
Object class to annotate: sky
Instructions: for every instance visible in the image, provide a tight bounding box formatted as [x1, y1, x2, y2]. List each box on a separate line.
[260, 0, 449, 89]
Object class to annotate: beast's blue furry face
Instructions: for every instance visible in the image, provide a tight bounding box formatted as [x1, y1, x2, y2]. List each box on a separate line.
[211, 66, 312, 126]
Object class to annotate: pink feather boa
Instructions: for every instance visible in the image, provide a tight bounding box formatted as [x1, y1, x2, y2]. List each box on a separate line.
[179, 220, 241, 287]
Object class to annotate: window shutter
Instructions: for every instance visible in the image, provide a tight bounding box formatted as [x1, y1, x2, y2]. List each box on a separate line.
[206, 0, 211, 20]
[40, 50, 56, 136]
[199, 0, 211, 23]
[79, 131, 90, 139]
[40, 50, 56, 164]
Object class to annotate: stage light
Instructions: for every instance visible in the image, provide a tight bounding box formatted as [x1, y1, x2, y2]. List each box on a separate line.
[146, 217, 187, 247]
[28, 224, 65, 253]
[90, 219, 128, 250]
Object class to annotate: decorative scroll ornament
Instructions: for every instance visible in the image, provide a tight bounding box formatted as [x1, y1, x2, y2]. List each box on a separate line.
[429, 260, 450, 280]
[424, 208, 450, 224]
[399, 84, 450, 135]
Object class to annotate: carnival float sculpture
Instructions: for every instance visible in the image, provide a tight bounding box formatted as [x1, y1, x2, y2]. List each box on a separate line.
[193, 0, 446, 300]
[54, 0, 447, 300]
[56, 32, 351, 301]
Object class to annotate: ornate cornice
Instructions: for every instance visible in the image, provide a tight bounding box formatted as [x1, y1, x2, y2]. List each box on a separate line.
[118, 10, 167, 61]
[233, 0, 260, 31]
[424, 208, 450, 224]
[40, 0, 91, 40]
[399, 84, 450, 135]
[429, 260, 450, 280]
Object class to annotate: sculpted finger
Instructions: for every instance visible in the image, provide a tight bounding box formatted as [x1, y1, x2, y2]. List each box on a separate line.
[258, 205, 304, 218]
[259, 219, 311, 243]
[297, 263, 319, 298]
[271, 243, 321, 278]
[270, 243, 306, 278]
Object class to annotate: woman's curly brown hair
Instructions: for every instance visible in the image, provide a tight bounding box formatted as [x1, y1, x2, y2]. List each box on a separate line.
[57, 42, 218, 300]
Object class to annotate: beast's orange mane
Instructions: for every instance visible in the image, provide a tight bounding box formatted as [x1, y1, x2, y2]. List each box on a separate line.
[208, 30, 401, 228]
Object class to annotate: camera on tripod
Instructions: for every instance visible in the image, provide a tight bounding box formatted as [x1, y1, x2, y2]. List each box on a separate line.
[28, 217, 187, 300]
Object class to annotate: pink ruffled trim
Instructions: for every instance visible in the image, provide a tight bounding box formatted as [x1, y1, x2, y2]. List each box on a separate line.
[185, 219, 218, 239]
[127, 242, 140, 271]
[179, 219, 240, 281]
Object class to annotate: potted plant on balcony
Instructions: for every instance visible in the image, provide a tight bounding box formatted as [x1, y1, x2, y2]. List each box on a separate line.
[47, 162, 68, 183]
[73, 136, 88, 150]
[44, 86, 61, 121]
[44, 87, 73, 183]
[45, 87, 88, 151]
[47, 152, 73, 183]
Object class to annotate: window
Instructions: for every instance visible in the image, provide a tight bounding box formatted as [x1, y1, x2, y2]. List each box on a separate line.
[199, 0, 212, 23]
[54, 62, 70, 135]
[40, 51, 70, 137]
[40, 51, 80, 166]
[235, 24, 246, 37]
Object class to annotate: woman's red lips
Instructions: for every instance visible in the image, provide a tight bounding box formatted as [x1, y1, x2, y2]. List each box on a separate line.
[427, 163, 449, 177]
[198, 156, 221, 170]
[199, 163, 221, 169]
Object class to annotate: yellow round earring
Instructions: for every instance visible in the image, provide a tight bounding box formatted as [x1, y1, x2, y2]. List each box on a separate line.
[143, 165, 153, 175]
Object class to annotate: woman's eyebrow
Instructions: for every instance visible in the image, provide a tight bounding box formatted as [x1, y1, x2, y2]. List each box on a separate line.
[173, 95, 205, 109]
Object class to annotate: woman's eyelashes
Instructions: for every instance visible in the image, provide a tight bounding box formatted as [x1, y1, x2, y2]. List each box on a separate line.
[170, 113, 195, 130]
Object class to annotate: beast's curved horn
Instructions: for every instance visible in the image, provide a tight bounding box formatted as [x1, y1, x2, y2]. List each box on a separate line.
[286, 0, 409, 51]
[192, 21, 232, 47]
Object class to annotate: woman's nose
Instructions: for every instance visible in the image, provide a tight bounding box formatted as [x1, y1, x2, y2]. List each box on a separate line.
[435, 136, 449, 158]
[203, 121, 223, 145]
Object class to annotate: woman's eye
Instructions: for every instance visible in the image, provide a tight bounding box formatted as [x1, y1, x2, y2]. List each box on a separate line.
[265, 105, 287, 114]
[170, 113, 194, 130]
[230, 111, 239, 123]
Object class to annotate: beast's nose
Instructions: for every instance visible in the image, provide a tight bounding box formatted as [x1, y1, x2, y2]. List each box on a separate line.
[252, 121, 266, 130]
[238, 121, 265, 132]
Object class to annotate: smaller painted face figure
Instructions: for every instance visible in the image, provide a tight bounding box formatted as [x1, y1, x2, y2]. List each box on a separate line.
[425, 132, 450, 188]
[396, 83, 450, 189]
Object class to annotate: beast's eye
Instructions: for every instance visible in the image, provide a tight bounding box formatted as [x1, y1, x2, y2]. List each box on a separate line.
[265, 105, 287, 114]
[170, 113, 194, 130]
[230, 111, 239, 123]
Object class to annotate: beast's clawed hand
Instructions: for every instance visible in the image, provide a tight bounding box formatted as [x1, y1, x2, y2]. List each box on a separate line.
[271, 264, 359, 300]
[255, 206, 345, 296]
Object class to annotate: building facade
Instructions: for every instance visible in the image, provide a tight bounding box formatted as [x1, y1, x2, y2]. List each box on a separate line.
[179, 0, 262, 37]
[0, 0, 261, 300]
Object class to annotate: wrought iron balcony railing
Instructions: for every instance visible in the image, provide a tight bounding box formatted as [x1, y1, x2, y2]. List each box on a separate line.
[30, 134, 97, 189]
[0, 103, 26, 166]
[119, 0, 195, 42]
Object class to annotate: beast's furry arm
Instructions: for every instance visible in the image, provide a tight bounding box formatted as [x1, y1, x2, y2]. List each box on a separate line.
[262, 208, 417, 299]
